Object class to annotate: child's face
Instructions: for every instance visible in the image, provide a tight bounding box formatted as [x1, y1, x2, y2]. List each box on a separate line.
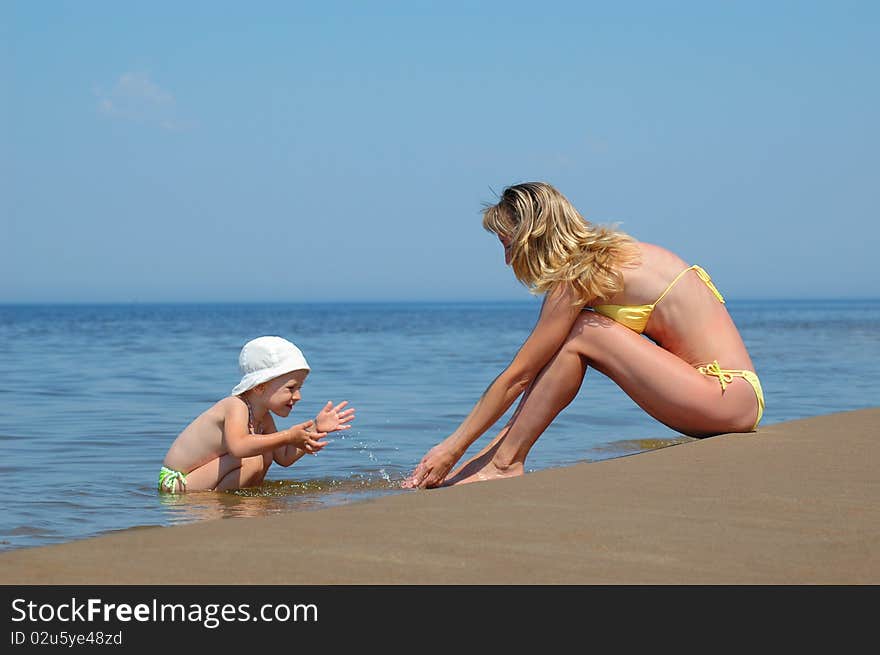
[256, 369, 308, 417]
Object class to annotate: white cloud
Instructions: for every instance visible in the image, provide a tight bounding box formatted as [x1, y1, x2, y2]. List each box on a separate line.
[95, 72, 193, 131]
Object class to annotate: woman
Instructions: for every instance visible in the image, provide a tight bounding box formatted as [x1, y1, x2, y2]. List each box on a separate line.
[403, 182, 764, 488]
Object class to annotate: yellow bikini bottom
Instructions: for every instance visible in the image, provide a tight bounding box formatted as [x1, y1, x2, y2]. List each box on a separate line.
[697, 361, 765, 431]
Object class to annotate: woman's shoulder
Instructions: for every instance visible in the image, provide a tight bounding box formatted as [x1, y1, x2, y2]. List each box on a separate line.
[635, 242, 689, 273]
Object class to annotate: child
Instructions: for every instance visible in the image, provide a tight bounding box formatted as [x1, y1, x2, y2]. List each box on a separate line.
[159, 336, 355, 493]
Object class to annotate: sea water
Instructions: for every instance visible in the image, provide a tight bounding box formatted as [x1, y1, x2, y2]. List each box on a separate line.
[1, 299, 878, 551]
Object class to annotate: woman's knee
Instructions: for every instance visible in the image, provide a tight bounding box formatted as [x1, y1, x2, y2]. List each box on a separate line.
[726, 383, 763, 434]
[563, 311, 620, 361]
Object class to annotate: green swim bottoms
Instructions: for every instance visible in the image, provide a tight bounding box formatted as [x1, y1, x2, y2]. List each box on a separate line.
[158, 466, 187, 493]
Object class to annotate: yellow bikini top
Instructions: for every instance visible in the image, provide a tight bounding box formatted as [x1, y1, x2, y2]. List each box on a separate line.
[591, 265, 725, 334]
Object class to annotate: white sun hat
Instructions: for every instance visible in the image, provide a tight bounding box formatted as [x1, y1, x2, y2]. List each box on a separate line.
[231, 336, 310, 395]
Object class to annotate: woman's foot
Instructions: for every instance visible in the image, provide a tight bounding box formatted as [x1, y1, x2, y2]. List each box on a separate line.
[441, 447, 524, 486]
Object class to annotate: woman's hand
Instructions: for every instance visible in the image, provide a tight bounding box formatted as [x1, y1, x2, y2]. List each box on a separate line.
[314, 401, 355, 433]
[402, 441, 462, 489]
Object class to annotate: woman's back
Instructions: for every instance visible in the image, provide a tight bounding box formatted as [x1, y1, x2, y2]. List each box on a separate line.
[594, 242, 754, 371]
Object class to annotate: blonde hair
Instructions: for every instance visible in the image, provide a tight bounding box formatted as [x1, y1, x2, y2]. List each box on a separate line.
[482, 182, 640, 305]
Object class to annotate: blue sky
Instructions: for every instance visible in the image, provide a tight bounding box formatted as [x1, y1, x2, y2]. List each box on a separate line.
[2, 1, 878, 302]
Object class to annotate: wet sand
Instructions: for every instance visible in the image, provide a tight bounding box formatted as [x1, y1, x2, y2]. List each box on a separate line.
[1, 409, 877, 584]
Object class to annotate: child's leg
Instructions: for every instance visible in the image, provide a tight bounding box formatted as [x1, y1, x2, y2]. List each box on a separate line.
[214, 454, 271, 491]
[182, 454, 269, 491]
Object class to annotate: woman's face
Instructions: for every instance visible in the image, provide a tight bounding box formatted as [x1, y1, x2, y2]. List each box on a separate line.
[499, 235, 513, 266]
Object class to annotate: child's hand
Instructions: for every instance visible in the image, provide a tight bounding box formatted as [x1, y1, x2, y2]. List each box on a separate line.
[314, 401, 356, 433]
[288, 420, 328, 455]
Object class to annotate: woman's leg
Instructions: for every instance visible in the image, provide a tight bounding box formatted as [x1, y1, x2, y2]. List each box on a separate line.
[443, 345, 588, 485]
[445, 312, 759, 486]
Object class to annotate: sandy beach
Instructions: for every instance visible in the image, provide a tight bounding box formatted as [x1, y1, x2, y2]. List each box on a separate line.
[1, 408, 877, 585]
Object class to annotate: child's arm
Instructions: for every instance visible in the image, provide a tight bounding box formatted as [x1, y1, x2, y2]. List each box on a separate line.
[270, 402, 350, 467]
[222, 399, 326, 459]
[267, 415, 321, 467]
[273, 444, 309, 467]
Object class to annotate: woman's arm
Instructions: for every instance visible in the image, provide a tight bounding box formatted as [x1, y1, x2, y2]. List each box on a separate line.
[405, 285, 583, 488]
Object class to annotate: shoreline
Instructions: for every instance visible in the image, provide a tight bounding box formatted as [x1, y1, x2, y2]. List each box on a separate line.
[2, 408, 878, 584]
